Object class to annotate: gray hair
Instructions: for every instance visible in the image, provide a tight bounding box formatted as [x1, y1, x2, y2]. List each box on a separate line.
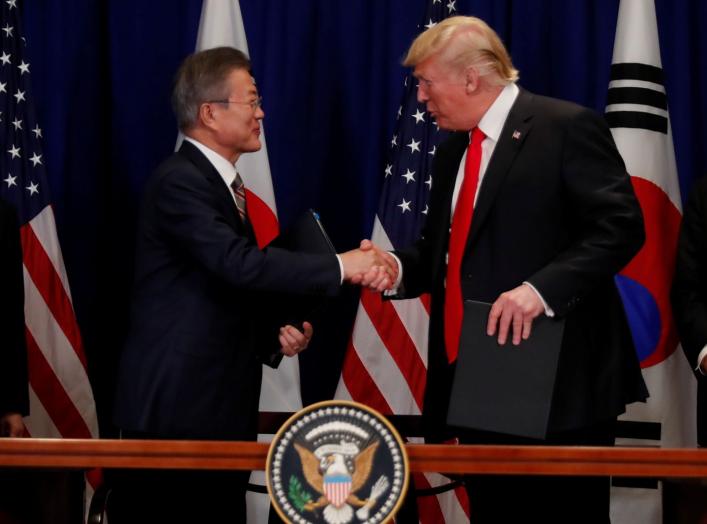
[171, 47, 252, 131]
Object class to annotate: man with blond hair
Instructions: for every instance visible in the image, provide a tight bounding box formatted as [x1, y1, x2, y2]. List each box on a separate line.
[374, 16, 647, 522]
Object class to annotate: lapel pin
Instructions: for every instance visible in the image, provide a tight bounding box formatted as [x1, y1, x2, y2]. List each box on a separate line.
[512, 130, 522, 140]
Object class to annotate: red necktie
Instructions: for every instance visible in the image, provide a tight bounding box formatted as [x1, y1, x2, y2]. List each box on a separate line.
[444, 127, 485, 363]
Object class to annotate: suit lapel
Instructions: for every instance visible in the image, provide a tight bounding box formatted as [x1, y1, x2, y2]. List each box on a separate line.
[468, 89, 535, 245]
[178, 141, 254, 238]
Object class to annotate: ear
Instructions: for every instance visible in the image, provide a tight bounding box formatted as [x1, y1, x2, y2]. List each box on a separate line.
[464, 66, 481, 94]
[198, 102, 218, 130]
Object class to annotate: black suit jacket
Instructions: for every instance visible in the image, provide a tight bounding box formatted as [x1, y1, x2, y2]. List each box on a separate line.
[395, 89, 647, 435]
[0, 198, 28, 418]
[672, 175, 707, 446]
[114, 141, 341, 440]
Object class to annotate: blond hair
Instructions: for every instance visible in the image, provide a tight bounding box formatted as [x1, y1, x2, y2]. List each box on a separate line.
[403, 16, 518, 86]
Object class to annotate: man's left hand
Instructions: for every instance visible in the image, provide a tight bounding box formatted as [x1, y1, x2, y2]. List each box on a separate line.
[279, 322, 313, 357]
[487, 284, 545, 345]
[0, 413, 25, 438]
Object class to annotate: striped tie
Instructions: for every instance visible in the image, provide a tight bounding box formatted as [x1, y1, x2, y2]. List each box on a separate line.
[231, 172, 248, 223]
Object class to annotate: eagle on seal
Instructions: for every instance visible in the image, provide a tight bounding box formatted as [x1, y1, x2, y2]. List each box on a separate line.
[294, 440, 389, 524]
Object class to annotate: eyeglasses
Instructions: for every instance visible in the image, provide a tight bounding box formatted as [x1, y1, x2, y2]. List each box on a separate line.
[207, 96, 263, 111]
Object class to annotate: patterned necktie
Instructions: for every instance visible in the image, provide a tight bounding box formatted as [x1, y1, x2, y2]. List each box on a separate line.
[230, 172, 248, 223]
[444, 127, 486, 363]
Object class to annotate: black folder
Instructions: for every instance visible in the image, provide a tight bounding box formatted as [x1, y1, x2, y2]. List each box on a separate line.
[446, 300, 565, 439]
[270, 208, 336, 255]
[267, 209, 336, 328]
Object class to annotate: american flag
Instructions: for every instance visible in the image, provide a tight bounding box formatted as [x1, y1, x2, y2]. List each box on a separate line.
[0, 0, 100, 513]
[335, 1, 470, 521]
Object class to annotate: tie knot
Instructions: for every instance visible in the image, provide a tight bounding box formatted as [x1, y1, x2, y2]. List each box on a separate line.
[470, 126, 486, 146]
[231, 172, 245, 192]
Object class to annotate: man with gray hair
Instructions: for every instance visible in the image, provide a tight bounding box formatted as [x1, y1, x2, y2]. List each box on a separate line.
[111, 47, 394, 523]
[369, 16, 647, 522]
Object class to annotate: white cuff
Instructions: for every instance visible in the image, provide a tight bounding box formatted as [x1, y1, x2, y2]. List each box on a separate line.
[522, 281, 555, 317]
[335, 254, 344, 285]
[383, 252, 404, 296]
[697, 345, 707, 376]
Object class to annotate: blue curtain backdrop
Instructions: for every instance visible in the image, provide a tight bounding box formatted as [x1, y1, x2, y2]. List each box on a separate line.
[21, 0, 707, 434]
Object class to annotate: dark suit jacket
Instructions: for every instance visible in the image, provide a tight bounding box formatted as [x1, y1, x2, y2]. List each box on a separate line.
[395, 89, 647, 436]
[114, 141, 341, 440]
[672, 175, 707, 446]
[0, 198, 28, 417]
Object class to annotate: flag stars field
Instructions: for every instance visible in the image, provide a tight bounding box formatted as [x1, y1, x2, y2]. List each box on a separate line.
[32, 124, 42, 138]
[0, 51, 10, 64]
[17, 59, 28, 74]
[398, 198, 412, 213]
[7, 143, 19, 158]
[2, 24, 12, 37]
[25, 180, 38, 195]
[3, 173, 15, 187]
[13, 89, 24, 102]
[29, 152, 42, 166]
[412, 108, 425, 123]
[402, 169, 416, 184]
[407, 138, 421, 153]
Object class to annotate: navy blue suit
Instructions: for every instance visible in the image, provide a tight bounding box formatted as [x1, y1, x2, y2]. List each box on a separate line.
[0, 198, 27, 419]
[114, 141, 341, 441]
[672, 175, 707, 447]
[110, 141, 341, 523]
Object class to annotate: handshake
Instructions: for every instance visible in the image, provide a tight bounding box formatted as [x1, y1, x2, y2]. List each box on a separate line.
[339, 239, 399, 292]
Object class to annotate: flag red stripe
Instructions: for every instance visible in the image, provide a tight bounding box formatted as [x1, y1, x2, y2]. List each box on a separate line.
[455, 483, 471, 518]
[412, 472, 447, 524]
[245, 188, 279, 248]
[361, 290, 427, 409]
[420, 293, 431, 315]
[25, 328, 92, 438]
[20, 223, 87, 369]
[342, 339, 392, 413]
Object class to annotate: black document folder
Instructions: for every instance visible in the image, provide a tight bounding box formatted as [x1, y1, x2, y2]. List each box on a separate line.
[446, 300, 565, 439]
[270, 208, 336, 255]
[267, 209, 336, 328]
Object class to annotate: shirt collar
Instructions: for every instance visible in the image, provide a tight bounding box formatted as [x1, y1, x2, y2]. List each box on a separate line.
[476, 82, 520, 142]
[184, 136, 238, 189]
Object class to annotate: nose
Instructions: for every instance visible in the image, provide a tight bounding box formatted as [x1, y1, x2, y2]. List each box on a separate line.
[255, 106, 265, 120]
[416, 85, 428, 104]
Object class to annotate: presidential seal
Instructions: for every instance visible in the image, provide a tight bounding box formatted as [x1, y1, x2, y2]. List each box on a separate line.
[266, 400, 409, 524]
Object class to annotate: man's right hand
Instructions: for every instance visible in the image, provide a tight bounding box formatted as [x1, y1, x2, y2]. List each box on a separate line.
[340, 240, 398, 292]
